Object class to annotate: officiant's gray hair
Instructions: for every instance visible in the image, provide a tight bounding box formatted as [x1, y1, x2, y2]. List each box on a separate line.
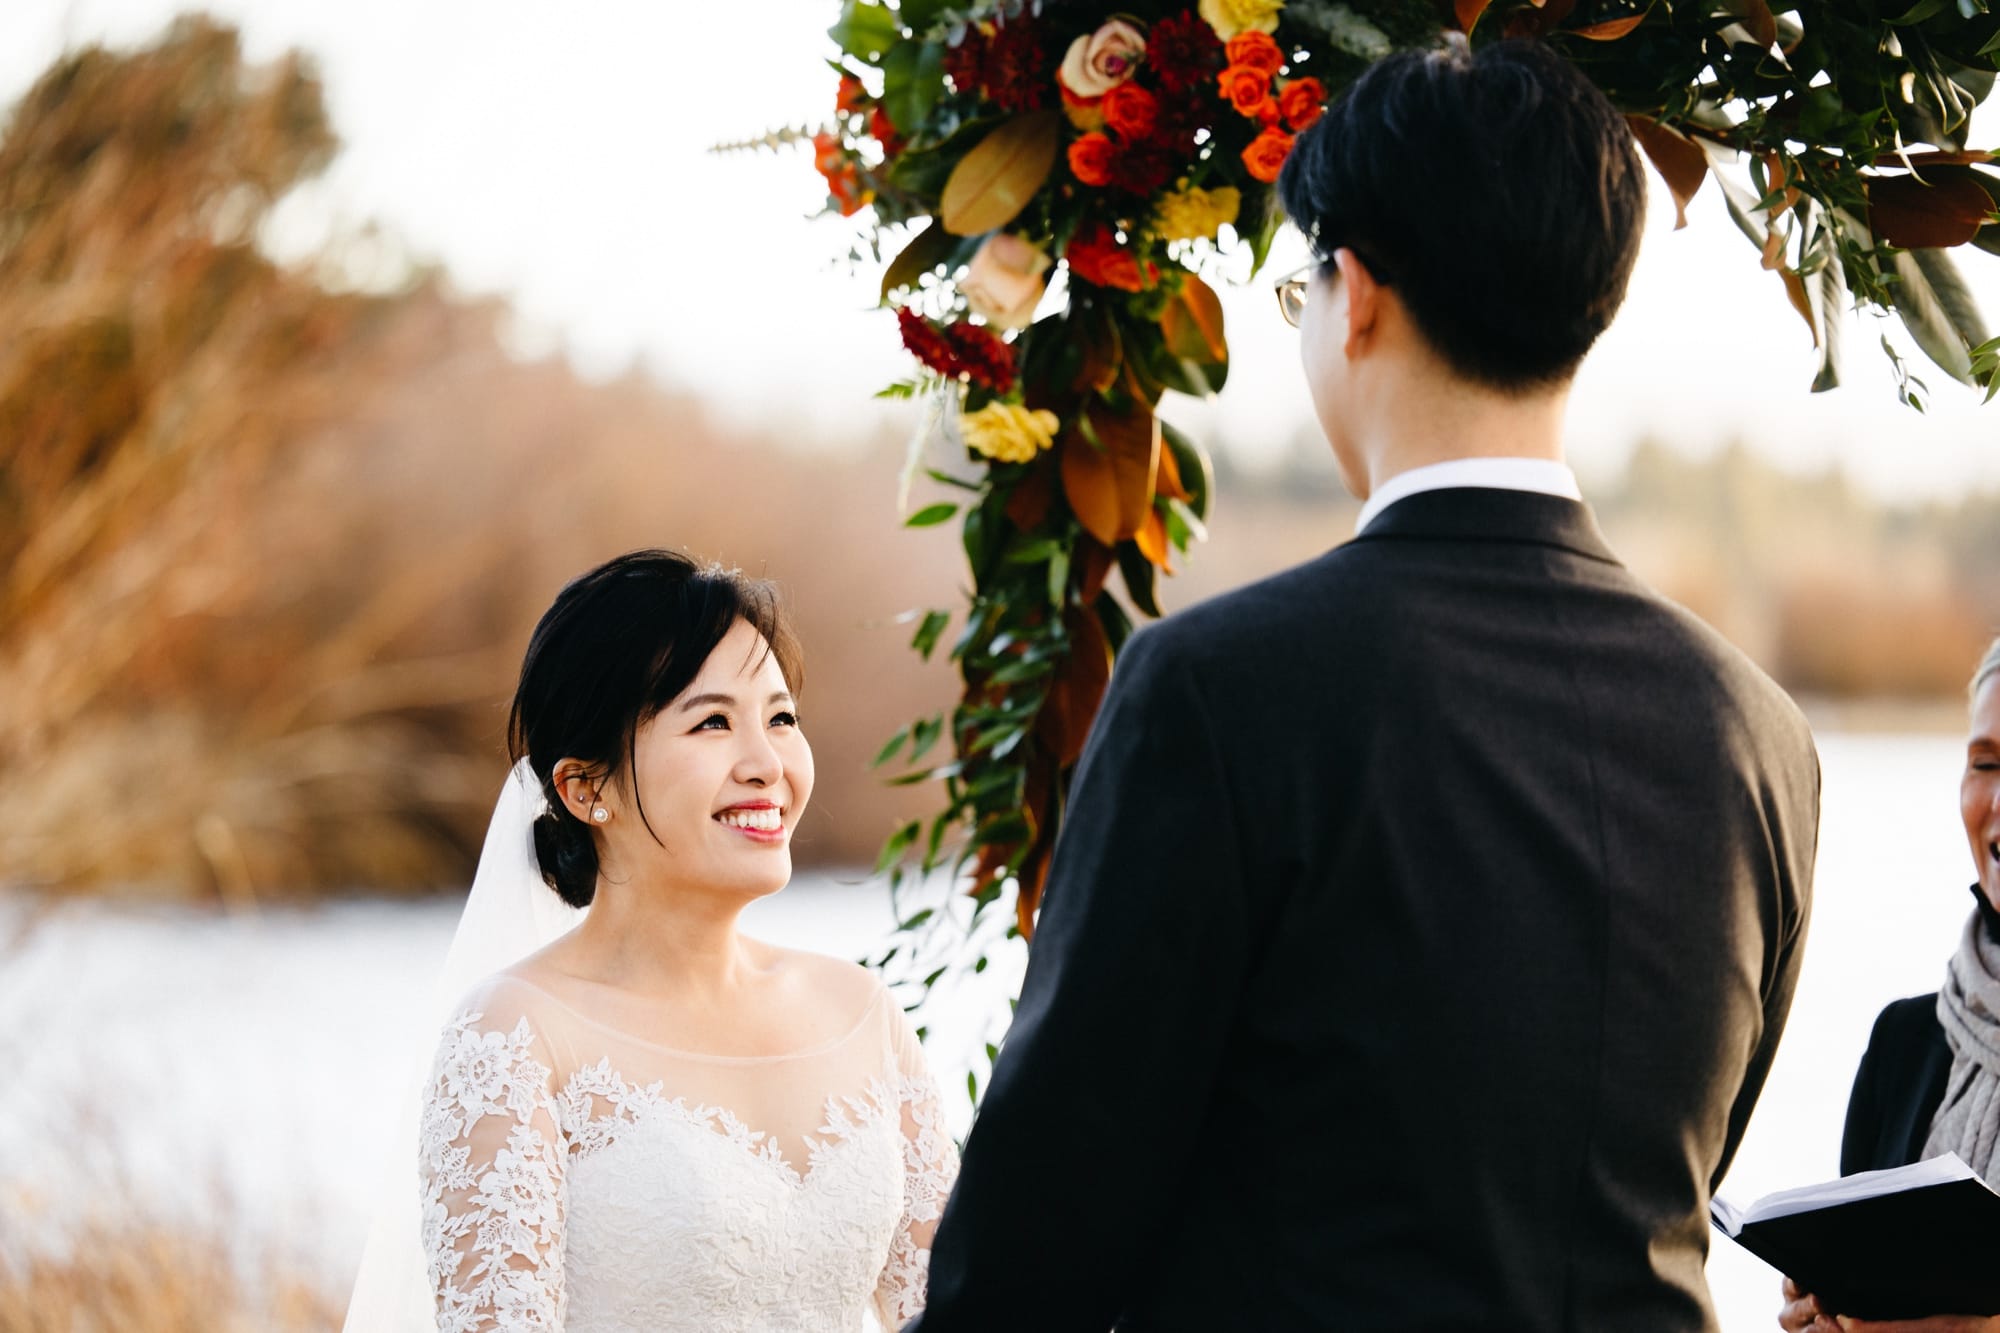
[1976, 636, 2000, 701]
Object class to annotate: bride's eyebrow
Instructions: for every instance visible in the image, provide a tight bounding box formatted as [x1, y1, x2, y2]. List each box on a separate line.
[675, 691, 793, 714]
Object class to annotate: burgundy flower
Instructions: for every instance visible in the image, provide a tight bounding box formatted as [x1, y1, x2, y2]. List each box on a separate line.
[1146, 9, 1225, 96]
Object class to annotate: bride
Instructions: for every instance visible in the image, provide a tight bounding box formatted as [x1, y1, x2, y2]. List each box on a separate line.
[352, 549, 957, 1332]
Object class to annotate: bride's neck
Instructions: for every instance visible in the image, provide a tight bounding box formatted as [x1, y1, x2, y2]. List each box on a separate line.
[565, 871, 760, 1000]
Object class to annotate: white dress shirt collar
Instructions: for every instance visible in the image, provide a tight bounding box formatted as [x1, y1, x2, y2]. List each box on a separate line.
[1355, 457, 1582, 535]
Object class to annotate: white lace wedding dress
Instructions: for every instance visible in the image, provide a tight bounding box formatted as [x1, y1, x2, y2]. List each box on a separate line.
[417, 970, 958, 1332]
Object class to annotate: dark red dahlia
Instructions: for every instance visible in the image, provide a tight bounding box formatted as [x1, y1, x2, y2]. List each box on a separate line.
[899, 308, 959, 376]
[943, 31, 986, 95]
[982, 18, 1053, 112]
[1110, 139, 1176, 197]
[1147, 9, 1225, 96]
[944, 321, 1017, 393]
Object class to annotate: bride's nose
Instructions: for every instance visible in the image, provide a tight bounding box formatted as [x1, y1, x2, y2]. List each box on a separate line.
[733, 726, 783, 787]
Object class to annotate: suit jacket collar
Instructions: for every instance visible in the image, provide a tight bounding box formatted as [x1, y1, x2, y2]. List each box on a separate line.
[1350, 486, 1621, 566]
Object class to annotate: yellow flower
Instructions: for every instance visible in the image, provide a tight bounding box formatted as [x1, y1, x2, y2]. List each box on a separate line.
[1156, 184, 1242, 242]
[961, 402, 1060, 465]
[1199, 0, 1284, 39]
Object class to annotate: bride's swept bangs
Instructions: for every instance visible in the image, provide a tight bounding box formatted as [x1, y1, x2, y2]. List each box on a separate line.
[506, 549, 802, 906]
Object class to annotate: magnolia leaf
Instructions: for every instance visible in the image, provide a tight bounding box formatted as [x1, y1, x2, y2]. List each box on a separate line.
[1058, 401, 1159, 546]
[1455, 0, 1492, 33]
[882, 39, 946, 135]
[881, 219, 960, 303]
[1160, 419, 1215, 522]
[1891, 246, 1990, 384]
[1628, 116, 1708, 230]
[1134, 507, 1174, 572]
[1161, 274, 1228, 365]
[1572, 11, 1650, 41]
[1726, 0, 1778, 48]
[1867, 171, 1997, 250]
[828, 0, 899, 63]
[940, 111, 1062, 237]
[1035, 608, 1111, 767]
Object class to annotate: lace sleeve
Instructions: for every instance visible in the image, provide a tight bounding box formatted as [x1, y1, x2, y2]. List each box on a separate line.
[418, 1007, 569, 1332]
[874, 1017, 961, 1328]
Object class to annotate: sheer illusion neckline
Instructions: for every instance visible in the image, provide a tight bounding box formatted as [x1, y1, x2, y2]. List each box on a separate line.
[493, 973, 888, 1064]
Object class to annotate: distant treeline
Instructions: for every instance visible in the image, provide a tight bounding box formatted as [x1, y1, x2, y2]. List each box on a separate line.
[2, 19, 1993, 902]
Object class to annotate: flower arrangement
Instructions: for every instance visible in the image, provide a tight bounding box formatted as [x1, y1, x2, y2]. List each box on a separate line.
[782, 0, 2000, 1004]
[804, 0, 1442, 977]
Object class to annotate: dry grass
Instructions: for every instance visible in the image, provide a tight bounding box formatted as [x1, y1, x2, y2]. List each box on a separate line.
[0, 1225, 341, 1333]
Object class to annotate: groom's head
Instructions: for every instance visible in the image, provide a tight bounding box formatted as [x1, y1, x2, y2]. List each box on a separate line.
[1277, 40, 1645, 484]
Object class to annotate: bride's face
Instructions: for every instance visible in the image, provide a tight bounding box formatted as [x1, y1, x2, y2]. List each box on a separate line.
[1965, 675, 2000, 913]
[611, 618, 814, 901]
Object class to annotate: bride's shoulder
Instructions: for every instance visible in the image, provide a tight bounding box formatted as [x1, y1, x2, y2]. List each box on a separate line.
[755, 940, 888, 1017]
[439, 969, 566, 1040]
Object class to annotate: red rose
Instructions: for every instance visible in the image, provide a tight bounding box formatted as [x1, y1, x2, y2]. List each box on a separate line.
[1102, 83, 1159, 139]
[1224, 31, 1285, 75]
[1067, 132, 1117, 186]
[1241, 126, 1294, 183]
[1218, 64, 1273, 118]
[1279, 77, 1326, 131]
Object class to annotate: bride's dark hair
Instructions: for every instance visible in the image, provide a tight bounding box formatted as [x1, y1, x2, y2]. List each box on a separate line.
[506, 550, 802, 907]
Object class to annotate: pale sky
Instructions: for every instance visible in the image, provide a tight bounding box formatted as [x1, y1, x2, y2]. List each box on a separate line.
[4, 0, 2000, 500]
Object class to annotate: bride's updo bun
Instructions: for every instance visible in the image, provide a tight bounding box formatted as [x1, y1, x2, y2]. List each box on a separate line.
[506, 550, 802, 907]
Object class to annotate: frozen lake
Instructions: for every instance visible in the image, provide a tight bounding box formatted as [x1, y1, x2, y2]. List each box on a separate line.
[0, 730, 1983, 1331]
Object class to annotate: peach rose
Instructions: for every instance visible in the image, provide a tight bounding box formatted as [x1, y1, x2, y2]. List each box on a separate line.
[1058, 19, 1147, 99]
[962, 233, 1052, 331]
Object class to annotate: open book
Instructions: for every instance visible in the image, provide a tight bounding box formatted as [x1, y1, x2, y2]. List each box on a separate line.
[1712, 1154, 2000, 1321]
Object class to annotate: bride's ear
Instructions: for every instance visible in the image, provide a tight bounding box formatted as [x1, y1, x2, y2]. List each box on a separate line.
[552, 760, 603, 823]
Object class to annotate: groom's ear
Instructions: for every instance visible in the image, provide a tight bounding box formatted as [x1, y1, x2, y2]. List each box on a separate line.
[1334, 246, 1383, 361]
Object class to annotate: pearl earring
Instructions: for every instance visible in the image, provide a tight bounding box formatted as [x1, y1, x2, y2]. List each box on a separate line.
[591, 806, 609, 824]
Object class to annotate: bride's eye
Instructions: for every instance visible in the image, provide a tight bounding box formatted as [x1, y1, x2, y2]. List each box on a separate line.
[693, 713, 729, 732]
[772, 711, 800, 728]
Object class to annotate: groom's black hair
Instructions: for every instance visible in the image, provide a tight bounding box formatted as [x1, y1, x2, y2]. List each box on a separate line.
[508, 550, 802, 907]
[1277, 38, 1645, 392]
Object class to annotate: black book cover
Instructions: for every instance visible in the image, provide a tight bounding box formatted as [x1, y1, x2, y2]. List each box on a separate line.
[1713, 1159, 2000, 1321]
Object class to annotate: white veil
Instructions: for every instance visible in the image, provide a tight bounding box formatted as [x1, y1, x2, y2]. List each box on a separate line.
[342, 759, 588, 1332]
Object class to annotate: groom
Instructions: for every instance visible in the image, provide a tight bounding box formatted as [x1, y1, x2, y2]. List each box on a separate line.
[908, 39, 1819, 1333]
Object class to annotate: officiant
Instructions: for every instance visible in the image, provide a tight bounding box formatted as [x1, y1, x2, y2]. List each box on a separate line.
[1778, 637, 2000, 1333]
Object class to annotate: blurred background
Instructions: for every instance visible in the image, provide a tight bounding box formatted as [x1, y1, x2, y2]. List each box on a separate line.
[1, 3, 1997, 1329]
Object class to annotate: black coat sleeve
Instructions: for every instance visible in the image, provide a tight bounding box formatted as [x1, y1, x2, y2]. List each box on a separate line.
[1840, 1003, 1896, 1178]
[904, 627, 1254, 1333]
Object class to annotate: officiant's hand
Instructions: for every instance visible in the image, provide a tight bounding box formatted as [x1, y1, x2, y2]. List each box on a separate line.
[1781, 1277, 1834, 1331]
[1829, 1316, 2000, 1331]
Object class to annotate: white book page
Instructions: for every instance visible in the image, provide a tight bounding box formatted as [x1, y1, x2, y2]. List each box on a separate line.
[1714, 1153, 1979, 1235]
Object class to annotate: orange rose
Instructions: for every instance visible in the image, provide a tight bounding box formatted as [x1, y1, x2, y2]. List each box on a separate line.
[835, 74, 867, 116]
[828, 166, 868, 216]
[1217, 64, 1272, 117]
[1224, 31, 1284, 75]
[1279, 77, 1326, 131]
[1241, 126, 1294, 183]
[1102, 83, 1159, 139]
[812, 129, 845, 174]
[1066, 223, 1156, 292]
[1257, 99, 1282, 128]
[869, 105, 905, 154]
[1068, 132, 1117, 186]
